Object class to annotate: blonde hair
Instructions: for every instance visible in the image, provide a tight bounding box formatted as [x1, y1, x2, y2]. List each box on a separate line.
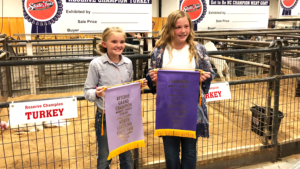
[152, 10, 197, 64]
[98, 27, 126, 53]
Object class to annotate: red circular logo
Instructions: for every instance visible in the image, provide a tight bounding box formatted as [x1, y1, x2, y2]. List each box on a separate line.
[25, 0, 57, 21]
[180, 0, 203, 21]
[282, 0, 296, 8]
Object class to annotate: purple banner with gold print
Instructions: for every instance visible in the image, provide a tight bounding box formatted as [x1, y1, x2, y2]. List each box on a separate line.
[105, 82, 145, 160]
[155, 70, 200, 139]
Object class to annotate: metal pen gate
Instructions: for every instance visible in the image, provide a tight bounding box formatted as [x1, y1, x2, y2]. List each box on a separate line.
[0, 40, 300, 169]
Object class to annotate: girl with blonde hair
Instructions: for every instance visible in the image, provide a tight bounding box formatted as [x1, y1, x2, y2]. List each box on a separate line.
[147, 10, 215, 169]
[84, 27, 146, 169]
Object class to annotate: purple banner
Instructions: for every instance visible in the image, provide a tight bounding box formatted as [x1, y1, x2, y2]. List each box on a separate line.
[66, 0, 152, 4]
[156, 70, 200, 135]
[210, 0, 269, 6]
[105, 82, 145, 160]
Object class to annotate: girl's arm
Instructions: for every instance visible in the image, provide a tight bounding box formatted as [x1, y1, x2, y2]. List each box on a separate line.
[146, 48, 160, 94]
[83, 61, 100, 102]
[198, 45, 216, 94]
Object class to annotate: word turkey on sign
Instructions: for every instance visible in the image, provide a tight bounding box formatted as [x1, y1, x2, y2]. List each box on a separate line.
[25, 108, 64, 120]
[206, 91, 222, 99]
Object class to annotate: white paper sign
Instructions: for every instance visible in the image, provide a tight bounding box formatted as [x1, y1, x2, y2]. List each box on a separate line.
[23, 0, 152, 34]
[9, 97, 78, 125]
[206, 82, 231, 102]
[279, 0, 300, 16]
[179, 0, 270, 31]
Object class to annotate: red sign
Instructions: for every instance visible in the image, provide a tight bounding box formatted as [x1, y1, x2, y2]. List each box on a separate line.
[180, 0, 203, 21]
[25, 0, 58, 21]
[282, 0, 297, 8]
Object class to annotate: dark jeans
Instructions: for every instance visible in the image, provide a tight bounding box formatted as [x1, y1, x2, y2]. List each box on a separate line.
[162, 136, 198, 169]
[95, 110, 133, 169]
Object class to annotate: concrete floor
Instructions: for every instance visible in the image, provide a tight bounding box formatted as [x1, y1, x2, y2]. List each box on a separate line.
[238, 154, 300, 169]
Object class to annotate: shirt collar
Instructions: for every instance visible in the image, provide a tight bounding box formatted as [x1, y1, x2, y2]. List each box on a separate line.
[101, 53, 130, 65]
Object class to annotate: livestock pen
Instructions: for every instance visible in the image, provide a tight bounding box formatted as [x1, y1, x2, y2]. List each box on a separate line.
[0, 38, 300, 169]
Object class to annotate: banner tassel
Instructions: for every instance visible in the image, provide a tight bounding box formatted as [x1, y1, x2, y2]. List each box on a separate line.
[199, 70, 203, 106]
[154, 129, 196, 139]
[107, 140, 145, 160]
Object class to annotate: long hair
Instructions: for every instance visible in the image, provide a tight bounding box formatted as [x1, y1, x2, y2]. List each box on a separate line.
[98, 27, 126, 53]
[152, 10, 197, 64]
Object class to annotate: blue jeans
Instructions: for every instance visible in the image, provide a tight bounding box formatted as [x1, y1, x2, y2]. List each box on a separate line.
[162, 136, 197, 169]
[95, 110, 133, 169]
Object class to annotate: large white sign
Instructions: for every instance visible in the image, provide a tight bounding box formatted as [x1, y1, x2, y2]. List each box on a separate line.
[279, 0, 300, 16]
[9, 97, 78, 125]
[179, 0, 270, 31]
[206, 82, 231, 102]
[23, 0, 152, 34]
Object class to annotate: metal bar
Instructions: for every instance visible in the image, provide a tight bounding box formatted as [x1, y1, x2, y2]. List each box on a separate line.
[197, 37, 270, 45]
[209, 54, 271, 68]
[0, 55, 151, 66]
[93, 38, 97, 56]
[94, 36, 101, 40]
[9, 53, 93, 59]
[229, 43, 264, 49]
[93, 49, 103, 56]
[8, 42, 93, 47]
[7, 38, 94, 42]
[280, 140, 300, 158]
[0, 47, 280, 66]
[228, 77, 276, 85]
[273, 41, 282, 159]
[132, 59, 137, 80]
[282, 46, 300, 50]
[195, 28, 290, 33]
[268, 34, 300, 38]
[126, 43, 139, 50]
[269, 18, 300, 21]
[196, 30, 300, 37]
[0, 89, 152, 108]
[208, 48, 278, 54]
[134, 148, 139, 169]
[0, 57, 96, 66]
[265, 50, 275, 144]
[5, 66, 12, 97]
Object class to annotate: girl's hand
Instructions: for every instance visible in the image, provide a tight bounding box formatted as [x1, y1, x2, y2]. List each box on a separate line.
[149, 70, 157, 83]
[136, 35, 142, 39]
[140, 78, 148, 88]
[95, 86, 106, 98]
[200, 72, 211, 82]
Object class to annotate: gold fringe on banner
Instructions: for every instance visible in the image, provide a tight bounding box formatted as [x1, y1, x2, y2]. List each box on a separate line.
[154, 129, 196, 139]
[107, 140, 146, 160]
